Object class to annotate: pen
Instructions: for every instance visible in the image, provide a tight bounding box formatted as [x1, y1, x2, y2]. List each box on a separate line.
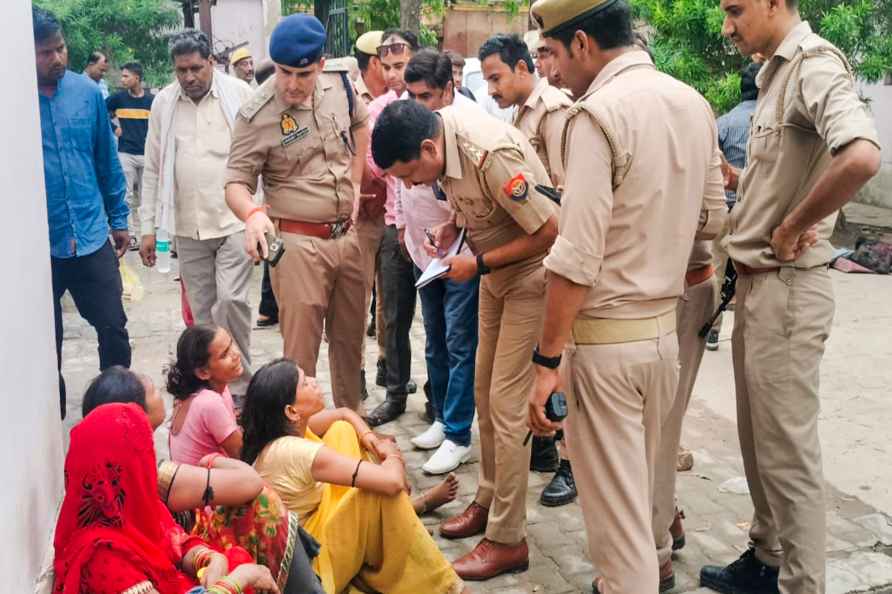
[424, 228, 442, 257]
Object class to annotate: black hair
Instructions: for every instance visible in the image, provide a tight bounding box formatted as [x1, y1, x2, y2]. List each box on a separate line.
[165, 324, 218, 400]
[548, 0, 635, 52]
[240, 358, 300, 464]
[443, 49, 465, 68]
[121, 62, 144, 81]
[355, 45, 374, 72]
[32, 7, 62, 45]
[381, 29, 420, 52]
[405, 49, 454, 90]
[82, 366, 146, 418]
[371, 99, 440, 170]
[740, 62, 761, 101]
[87, 51, 106, 65]
[478, 34, 534, 73]
[169, 29, 212, 60]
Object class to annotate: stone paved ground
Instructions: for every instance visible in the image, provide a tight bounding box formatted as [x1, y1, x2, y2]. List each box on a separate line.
[58, 251, 892, 594]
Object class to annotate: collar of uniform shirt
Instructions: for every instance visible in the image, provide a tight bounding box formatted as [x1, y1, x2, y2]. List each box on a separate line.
[584, 49, 654, 97]
[522, 76, 549, 112]
[756, 21, 813, 90]
[436, 110, 464, 181]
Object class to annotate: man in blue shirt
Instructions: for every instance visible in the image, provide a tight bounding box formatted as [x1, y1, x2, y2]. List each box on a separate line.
[706, 62, 760, 351]
[33, 7, 131, 418]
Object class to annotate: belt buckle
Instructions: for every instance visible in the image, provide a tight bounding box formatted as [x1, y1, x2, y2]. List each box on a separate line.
[330, 220, 349, 239]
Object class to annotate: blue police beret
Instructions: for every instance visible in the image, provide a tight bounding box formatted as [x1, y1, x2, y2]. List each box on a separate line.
[269, 14, 327, 68]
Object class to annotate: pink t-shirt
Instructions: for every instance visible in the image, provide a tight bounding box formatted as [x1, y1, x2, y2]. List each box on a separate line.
[169, 387, 239, 465]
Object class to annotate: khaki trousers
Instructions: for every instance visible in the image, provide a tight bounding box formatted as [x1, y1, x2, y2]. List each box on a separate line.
[272, 228, 366, 411]
[356, 214, 387, 355]
[474, 262, 545, 544]
[654, 277, 717, 564]
[177, 232, 254, 394]
[565, 327, 679, 594]
[733, 267, 834, 594]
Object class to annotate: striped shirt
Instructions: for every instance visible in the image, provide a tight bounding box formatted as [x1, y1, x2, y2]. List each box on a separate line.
[716, 99, 756, 207]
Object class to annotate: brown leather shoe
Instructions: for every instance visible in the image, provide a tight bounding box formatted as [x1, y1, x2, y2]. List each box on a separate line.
[452, 538, 529, 581]
[660, 559, 675, 592]
[670, 507, 685, 551]
[440, 502, 488, 539]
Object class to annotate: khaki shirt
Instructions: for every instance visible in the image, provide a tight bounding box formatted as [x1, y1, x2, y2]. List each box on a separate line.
[544, 51, 726, 319]
[225, 71, 369, 224]
[513, 77, 571, 187]
[437, 106, 557, 258]
[727, 22, 881, 269]
[355, 75, 375, 106]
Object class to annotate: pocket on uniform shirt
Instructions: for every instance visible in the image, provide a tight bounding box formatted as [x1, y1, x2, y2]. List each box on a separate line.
[747, 123, 781, 164]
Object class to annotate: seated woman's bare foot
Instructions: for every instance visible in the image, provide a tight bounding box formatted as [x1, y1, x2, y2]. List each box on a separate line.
[412, 473, 459, 515]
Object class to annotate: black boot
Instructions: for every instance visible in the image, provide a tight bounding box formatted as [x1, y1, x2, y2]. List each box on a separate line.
[530, 435, 559, 472]
[366, 395, 407, 427]
[375, 358, 387, 387]
[540, 459, 577, 506]
[422, 381, 435, 423]
[359, 371, 369, 401]
[700, 548, 780, 594]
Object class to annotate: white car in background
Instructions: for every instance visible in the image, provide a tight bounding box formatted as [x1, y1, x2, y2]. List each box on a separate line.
[461, 57, 516, 123]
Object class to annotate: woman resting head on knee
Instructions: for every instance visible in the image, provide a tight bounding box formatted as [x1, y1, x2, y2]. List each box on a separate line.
[167, 325, 244, 464]
[56, 402, 279, 594]
[239, 359, 468, 594]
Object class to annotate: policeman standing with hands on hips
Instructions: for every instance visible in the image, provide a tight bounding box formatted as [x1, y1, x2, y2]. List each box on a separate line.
[225, 14, 372, 412]
[526, 0, 727, 591]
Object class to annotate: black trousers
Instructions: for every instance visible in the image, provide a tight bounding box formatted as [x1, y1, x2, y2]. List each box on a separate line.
[379, 225, 416, 399]
[259, 261, 279, 319]
[52, 240, 131, 418]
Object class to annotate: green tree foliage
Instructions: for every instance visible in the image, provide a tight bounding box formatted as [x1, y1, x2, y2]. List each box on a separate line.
[630, 0, 892, 114]
[33, 0, 181, 87]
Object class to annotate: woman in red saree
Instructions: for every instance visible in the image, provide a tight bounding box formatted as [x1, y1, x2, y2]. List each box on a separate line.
[53, 402, 278, 594]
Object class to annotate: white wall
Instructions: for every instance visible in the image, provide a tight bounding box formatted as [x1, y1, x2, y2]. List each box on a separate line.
[213, 0, 280, 64]
[860, 81, 892, 165]
[0, 2, 65, 591]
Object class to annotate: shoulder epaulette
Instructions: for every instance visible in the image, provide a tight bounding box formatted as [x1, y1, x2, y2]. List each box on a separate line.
[239, 78, 276, 121]
[459, 138, 490, 170]
[541, 85, 573, 112]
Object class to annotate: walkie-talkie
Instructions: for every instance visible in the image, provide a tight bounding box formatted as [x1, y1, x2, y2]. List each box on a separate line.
[523, 391, 568, 445]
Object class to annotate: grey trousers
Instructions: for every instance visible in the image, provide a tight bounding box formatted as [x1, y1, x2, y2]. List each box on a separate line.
[118, 152, 144, 233]
[176, 231, 254, 394]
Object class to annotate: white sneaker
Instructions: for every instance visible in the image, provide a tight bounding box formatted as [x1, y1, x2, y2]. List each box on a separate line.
[411, 421, 446, 450]
[422, 439, 471, 475]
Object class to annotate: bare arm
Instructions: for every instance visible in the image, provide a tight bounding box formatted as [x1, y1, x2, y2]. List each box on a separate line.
[310, 445, 407, 497]
[351, 121, 370, 199]
[165, 460, 264, 512]
[226, 181, 275, 261]
[308, 407, 371, 442]
[219, 429, 244, 460]
[484, 214, 558, 269]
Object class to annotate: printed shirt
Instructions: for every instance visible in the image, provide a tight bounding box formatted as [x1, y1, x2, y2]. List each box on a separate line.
[544, 51, 726, 319]
[106, 90, 155, 156]
[727, 22, 881, 269]
[39, 70, 128, 258]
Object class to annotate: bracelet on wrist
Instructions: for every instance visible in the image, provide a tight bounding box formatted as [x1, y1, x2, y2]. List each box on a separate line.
[532, 345, 562, 369]
[245, 205, 267, 222]
[476, 253, 491, 276]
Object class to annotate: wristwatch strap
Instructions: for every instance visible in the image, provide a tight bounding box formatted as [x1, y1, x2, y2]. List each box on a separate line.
[476, 253, 491, 276]
[532, 346, 562, 369]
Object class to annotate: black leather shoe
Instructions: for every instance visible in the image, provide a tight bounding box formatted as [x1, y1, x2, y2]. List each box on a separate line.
[540, 459, 577, 506]
[700, 548, 780, 594]
[375, 358, 386, 387]
[407, 379, 418, 394]
[366, 397, 406, 427]
[530, 435, 559, 472]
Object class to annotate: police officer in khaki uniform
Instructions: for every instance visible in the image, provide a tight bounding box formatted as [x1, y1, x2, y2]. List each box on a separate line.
[699, 1, 881, 592]
[527, 0, 726, 591]
[225, 14, 372, 412]
[479, 32, 577, 506]
[371, 99, 558, 581]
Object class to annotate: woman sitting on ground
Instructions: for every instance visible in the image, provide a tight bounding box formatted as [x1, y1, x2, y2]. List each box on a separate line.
[81, 367, 324, 594]
[55, 403, 279, 594]
[241, 359, 468, 594]
[167, 325, 244, 464]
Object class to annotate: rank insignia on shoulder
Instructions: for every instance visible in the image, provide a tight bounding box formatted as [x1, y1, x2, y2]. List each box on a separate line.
[503, 173, 529, 202]
[280, 113, 298, 136]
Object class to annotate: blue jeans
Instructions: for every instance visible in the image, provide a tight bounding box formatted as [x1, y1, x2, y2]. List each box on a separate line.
[416, 267, 479, 446]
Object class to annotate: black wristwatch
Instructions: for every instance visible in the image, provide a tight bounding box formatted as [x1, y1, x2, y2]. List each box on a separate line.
[532, 345, 562, 369]
[476, 253, 491, 276]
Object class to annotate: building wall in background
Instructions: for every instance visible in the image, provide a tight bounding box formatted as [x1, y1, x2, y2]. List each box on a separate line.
[441, 4, 529, 59]
[213, 0, 281, 64]
[1, 2, 66, 592]
[857, 81, 892, 208]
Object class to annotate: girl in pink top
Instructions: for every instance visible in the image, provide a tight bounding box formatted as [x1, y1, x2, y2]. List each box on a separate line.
[167, 325, 244, 465]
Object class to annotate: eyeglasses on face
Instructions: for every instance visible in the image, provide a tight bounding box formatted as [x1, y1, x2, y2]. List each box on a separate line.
[378, 42, 409, 58]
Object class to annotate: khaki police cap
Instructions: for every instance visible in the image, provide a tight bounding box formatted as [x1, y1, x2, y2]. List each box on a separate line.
[355, 30, 384, 56]
[230, 46, 252, 65]
[530, 0, 620, 35]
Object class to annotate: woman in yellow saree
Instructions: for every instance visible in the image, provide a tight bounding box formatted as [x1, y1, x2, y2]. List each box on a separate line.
[240, 358, 467, 594]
